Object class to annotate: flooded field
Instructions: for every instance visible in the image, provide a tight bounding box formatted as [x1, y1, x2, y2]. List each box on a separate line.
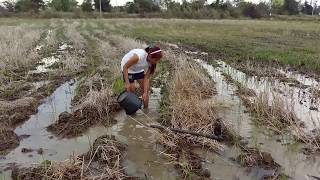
[0, 19, 320, 180]
[195, 58, 320, 179]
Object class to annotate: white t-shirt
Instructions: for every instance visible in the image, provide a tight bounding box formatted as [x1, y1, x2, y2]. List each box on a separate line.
[121, 49, 149, 74]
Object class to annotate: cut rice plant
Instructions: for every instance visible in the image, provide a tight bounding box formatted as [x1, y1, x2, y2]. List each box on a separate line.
[0, 25, 43, 86]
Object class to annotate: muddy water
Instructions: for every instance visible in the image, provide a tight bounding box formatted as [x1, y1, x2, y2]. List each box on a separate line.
[216, 60, 320, 131]
[194, 59, 275, 179]
[0, 81, 110, 179]
[0, 86, 177, 179]
[107, 88, 178, 179]
[195, 59, 320, 179]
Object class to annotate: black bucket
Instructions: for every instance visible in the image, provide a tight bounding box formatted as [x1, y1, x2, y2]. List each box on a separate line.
[117, 91, 142, 115]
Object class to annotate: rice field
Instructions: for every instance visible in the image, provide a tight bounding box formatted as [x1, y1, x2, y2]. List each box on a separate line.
[0, 18, 320, 180]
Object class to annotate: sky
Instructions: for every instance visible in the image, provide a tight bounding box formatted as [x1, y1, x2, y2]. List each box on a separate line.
[0, 0, 266, 7]
[0, 0, 318, 8]
[109, 0, 263, 6]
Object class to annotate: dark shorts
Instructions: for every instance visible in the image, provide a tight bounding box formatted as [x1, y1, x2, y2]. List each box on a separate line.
[123, 71, 145, 83]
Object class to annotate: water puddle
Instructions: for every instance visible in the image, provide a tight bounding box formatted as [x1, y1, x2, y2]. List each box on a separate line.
[30, 56, 60, 74]
[277, 68, 320, 88]
[195, 58, 320, 179]
[29, 43, 72, 74]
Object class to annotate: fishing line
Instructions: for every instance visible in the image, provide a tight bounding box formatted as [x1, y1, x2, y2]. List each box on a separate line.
[128, 115, 149, 128]
[139, 109, 158, 124]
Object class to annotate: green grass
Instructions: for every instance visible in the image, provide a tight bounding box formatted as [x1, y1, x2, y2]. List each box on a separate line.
[101, 19, 320, 72]
[112, 77, 125, 94]
[1, 18, 319, 72]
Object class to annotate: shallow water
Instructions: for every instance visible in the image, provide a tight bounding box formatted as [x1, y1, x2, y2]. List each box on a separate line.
[107, 88, 178, 179]
[216, 60, 320, 131]
[195, 58, 320, 179]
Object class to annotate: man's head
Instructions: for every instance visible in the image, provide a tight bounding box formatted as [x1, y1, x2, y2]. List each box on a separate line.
[146, 45, 163, 65]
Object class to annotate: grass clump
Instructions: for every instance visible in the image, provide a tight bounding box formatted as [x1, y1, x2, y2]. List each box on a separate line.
[237, 147, 280, 169]
[112, 77, 125, 95]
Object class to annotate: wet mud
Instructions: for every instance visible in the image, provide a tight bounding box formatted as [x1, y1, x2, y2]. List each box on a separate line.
[47, 99, 120, 138]
[0, 129, 19, 155]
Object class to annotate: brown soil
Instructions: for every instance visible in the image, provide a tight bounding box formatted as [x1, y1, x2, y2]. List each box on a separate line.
[0, 128, 19, 155]
[26, 72, 50, 82]
[0, 97, 38, 127]
[11, 135, 137, 180]
[0, 82, 33, 101]
[47, 99, 120, 138]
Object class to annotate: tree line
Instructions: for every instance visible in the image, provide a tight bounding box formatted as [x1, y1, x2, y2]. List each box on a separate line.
[0, 0, 319, 18]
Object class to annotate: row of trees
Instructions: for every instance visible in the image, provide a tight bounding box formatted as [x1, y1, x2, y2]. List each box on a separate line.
[0, 0, 320, 18]
[1, 0, 111, 13]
